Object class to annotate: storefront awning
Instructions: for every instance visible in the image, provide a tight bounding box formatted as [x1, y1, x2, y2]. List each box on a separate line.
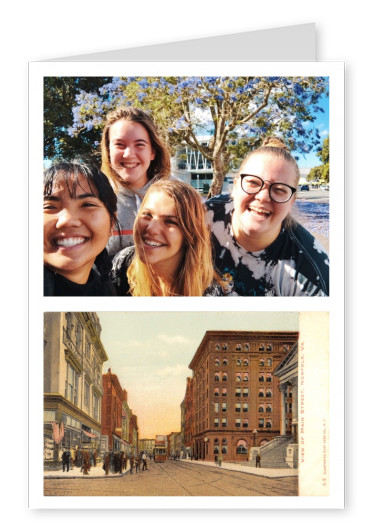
[82, 430, 98, 438]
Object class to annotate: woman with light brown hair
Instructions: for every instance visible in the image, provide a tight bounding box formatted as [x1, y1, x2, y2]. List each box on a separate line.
[101, 106, 171, 257]
[111, 180, 223, 296]
[206, 137, 329, 296]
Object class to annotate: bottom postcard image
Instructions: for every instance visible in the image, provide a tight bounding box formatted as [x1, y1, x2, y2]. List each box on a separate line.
[36, 311, 334, 508]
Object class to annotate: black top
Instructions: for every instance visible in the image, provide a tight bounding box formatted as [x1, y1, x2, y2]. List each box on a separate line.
[44, 266, 117, 296]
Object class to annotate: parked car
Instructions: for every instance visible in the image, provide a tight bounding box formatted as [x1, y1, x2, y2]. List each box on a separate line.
[300, 184, 309, 191]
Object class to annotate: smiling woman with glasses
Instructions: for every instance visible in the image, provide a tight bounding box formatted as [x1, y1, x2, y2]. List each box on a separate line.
[206, 137, 329, 296]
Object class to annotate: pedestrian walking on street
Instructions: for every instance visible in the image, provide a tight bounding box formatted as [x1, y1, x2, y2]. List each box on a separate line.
[81, 450, 91, 475]
[62, 449, 71, 472]
[142, 452, 148, 471]
[103, 452, 110, 475]
[75, 447, 82, 468]
[135, 456, 140, 473]
[218, 454, 223, 467]
[256, 452, 261, 468]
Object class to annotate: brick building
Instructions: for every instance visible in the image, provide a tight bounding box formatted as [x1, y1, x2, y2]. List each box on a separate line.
[44, 312, 108, 468]
[187, 330, 299, 462]
[183, 377, 194, 457]
[101, 369, 138, 455]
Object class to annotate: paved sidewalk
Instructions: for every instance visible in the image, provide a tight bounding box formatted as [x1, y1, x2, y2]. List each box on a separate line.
[44, 459, 297, 480]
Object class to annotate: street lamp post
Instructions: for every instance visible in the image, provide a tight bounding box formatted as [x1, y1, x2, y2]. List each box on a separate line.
[204, 437, 209, 460]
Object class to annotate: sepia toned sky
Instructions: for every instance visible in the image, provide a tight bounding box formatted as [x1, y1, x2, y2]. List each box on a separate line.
[97, 312, 299, 439]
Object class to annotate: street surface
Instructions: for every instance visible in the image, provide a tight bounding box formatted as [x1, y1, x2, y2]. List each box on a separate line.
[44, 459, 298, 497]
[293, 189, 329, 251]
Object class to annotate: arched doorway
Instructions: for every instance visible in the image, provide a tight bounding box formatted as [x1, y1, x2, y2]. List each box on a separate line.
[235, 439, 248, 461]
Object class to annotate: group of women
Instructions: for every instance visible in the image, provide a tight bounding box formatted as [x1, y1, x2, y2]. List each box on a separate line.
[43, 107, 329, 297]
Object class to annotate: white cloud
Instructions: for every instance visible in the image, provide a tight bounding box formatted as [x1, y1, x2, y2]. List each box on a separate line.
[157, 334, 192, 345]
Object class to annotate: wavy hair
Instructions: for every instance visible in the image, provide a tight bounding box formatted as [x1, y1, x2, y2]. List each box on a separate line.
[100, 106, 171, 191]
[127, 180, 218, 296]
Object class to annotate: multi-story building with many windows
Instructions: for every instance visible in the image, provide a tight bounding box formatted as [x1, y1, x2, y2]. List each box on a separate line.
[101, 368, 138, 455]
[187, 330, 299, 462]
[43, 312, 108, 468]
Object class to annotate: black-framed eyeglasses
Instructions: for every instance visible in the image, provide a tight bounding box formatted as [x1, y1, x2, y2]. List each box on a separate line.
[240, 174, 296, 203]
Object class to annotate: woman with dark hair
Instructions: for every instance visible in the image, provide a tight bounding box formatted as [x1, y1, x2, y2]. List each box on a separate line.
[101, 106, 171, 257]
[43, 158, 119, 296]
[111, 180, 223, 296]
[206, 137, 329, 296]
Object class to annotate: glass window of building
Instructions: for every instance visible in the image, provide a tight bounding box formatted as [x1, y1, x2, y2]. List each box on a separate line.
[84, 380, 90, 409]
[236, 441, 248, 454]
[222, 388, 227, 396]
[65, 363, 79, 405]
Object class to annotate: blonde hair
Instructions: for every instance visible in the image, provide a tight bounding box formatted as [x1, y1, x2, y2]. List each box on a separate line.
[127, 180, 218, 296]
[238, 136, 301, 189]
[100, 107, 171, 191]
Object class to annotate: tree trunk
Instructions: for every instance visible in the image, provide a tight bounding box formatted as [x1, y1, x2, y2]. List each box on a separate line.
[207, 152, 228, 199]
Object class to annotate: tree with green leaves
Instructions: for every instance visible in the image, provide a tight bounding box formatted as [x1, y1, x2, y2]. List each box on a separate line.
[307, 136, 329, 183]
[47, 76, 328, 197]
[44, 77, 111, 161]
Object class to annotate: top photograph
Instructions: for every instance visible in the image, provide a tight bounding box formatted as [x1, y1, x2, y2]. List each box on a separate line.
[43, 75, 330, 297]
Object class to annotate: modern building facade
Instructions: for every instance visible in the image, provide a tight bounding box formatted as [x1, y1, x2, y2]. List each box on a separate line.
[44, 312, 108, 468]
[171, 137, 235, 194]
[187, 330, 299, 462]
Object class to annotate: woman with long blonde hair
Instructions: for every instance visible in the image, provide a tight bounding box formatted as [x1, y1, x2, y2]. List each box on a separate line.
[111, 180, 223, 296]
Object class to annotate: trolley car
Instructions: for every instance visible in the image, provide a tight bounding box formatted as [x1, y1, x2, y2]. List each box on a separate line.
[154, 435, 167, 462]
[154, 446, 167, 462]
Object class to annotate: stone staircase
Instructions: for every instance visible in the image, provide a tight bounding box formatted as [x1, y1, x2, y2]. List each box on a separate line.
[248, 436, 295, 469]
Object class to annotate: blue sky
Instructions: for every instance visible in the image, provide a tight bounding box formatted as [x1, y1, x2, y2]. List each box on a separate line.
[295, 93, 329, 170]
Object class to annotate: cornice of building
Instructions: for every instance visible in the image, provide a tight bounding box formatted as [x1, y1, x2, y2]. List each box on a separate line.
[43, 393, 102, 432]
[189, 330, 299, 369]
[77, 312, 109, 363]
